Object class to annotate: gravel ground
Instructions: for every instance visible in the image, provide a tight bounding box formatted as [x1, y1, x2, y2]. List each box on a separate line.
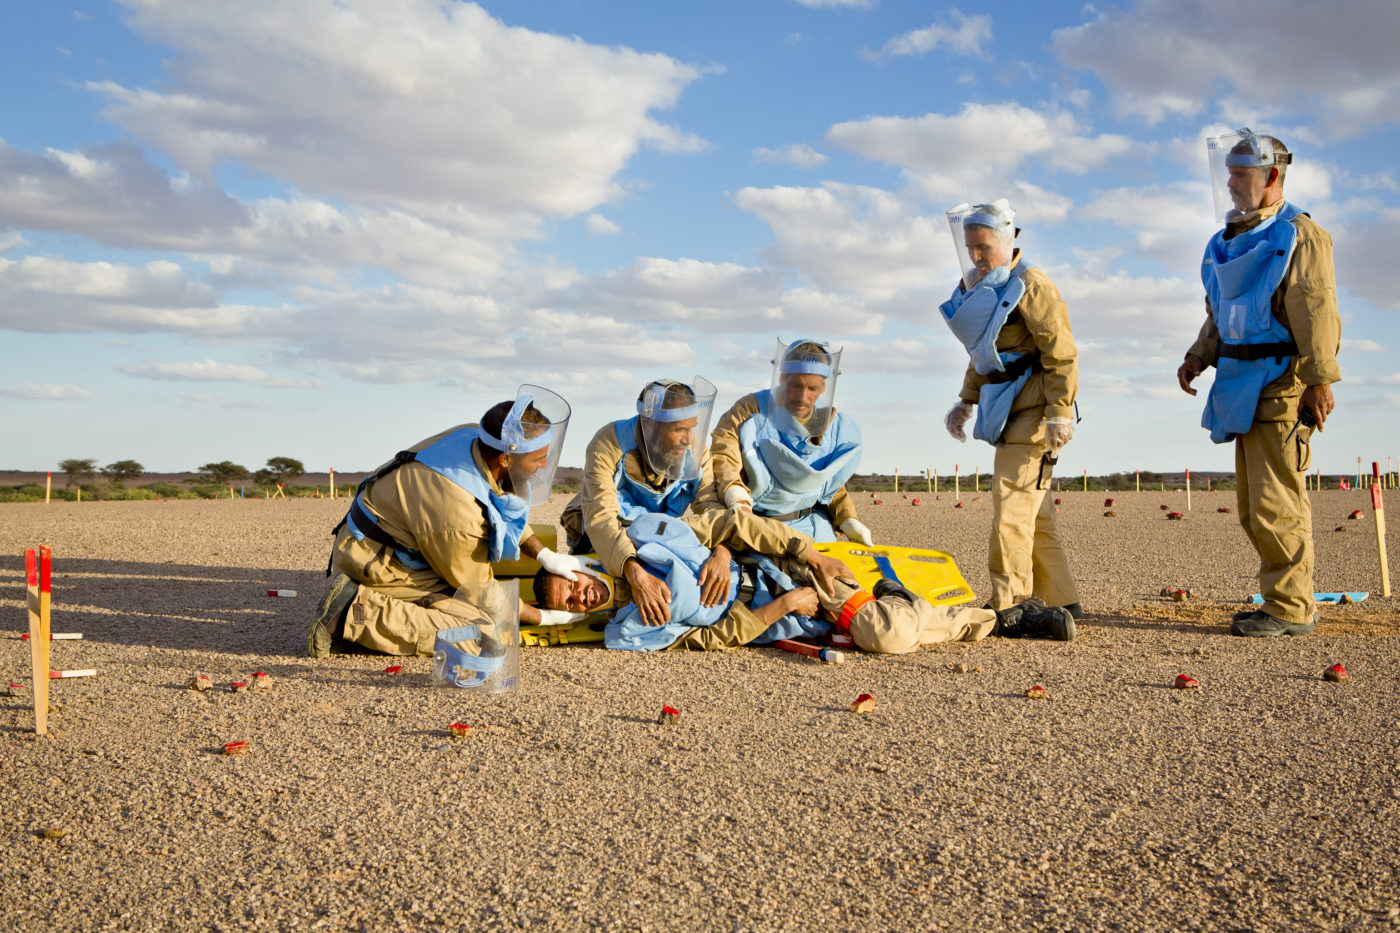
[2, 491, 1398, 932]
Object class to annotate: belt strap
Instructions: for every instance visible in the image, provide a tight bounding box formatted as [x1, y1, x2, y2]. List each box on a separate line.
[835, 591, 875, 633]
[984, 354, 1041, 385]
[757, 501, 833, 524]
[1218, 340, 1297, 361]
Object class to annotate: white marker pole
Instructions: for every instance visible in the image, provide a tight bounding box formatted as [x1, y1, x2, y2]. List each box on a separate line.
[49, 669, 97, 679]
[1186, 468, 1192, 511]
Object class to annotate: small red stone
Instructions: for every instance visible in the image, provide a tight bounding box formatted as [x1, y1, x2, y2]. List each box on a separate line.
[1024, 685, 1049, 700]
[1349, 510, 1363, 520]
[954, 502, 964, 509]
[1174, 674, 1200, 690]
[1167, 512, 1184, 520]
[1104, 497, 1115, 507]
[911, 498, 921, 506]
[229, 681, 249, 693]
[850, 693, 876, 713]
[1334, 525, 1346, 532]
[1104, 510, 1116, 517]
[1160, 504, 1169, 510]
[658, 705, 681, 724]
[384, 665, 403, 675]
[1323, 664, 1348, 683]
[222, 741, 250, 756]
[873, 499, 883, 505]
[448, 722, 473, 738]
[1218, 507, 1231, 513]
[1054, 498, 1062, 505]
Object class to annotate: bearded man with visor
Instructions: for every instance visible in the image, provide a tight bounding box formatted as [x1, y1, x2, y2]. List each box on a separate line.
[709, 338, 873, 546]
[310, 387, 585, 657]
[1177, 128, 1341, 637]
[940, 200, 1082, 622]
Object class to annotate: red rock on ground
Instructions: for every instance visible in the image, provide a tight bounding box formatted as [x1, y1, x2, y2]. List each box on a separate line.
[1104, 510, 1116, 517]
[1174, 674, 1200, 690]
[448, 723, 473, 738]
[1104, 498, 1115, 507]
[658, 704, 681, 724]
[1167, 512, 1184, 520]
[1218, 507, 1231, 513]
[1024, 685, 1049, 700]
[1323, 664, 1348, 683]
[954, 502, 964, 509]
[850, 693, 876, 713]
[222, 741, 250, 756]
[1349, 510, 1363, 519]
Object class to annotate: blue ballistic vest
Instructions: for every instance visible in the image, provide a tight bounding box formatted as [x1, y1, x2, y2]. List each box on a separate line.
[738, 391, 862, 541]
[611, 417, 701, 524]
[1200, 202, 1304, 443]
[604, 512, 741, 651]
[940, 260, 1038, 445]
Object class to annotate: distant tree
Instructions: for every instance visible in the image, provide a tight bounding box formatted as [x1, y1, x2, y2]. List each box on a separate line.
[198, 461, 251, 485]
[101, 460, 145, 484]
[262, 457, 305, 484]
[58, 458, 97, 488]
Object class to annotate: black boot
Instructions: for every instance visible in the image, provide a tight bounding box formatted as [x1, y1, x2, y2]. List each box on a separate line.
[994, 597, 1076, 642]
[872, 577, 920, 604]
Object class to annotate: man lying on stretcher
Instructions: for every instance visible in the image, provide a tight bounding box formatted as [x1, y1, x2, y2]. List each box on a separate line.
[533, 510, 1076, 653]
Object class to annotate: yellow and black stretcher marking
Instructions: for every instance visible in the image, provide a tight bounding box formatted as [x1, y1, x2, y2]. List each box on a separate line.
[812, 542, 977, 608]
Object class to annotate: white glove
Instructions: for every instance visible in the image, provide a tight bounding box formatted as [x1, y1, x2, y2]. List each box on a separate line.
[536, 547, 583, 581]
[945, 400, 974, 443]
[537, 609, 588, 626]
[723, 484, 754, 511]
[840, 518, 873, 546]
[1041, 417, 1074, 450]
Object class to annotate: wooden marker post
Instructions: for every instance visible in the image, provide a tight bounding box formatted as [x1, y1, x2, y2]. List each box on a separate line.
[1186, 469, 1192, 511]
[925, 468, 931, 493]
[975, 467, 980, 493]
[1135, 469, 1140, 493]
[45, 472, 51, 505]
[955, 464, 960, 501]
[933, 468, 938, 493]
[1083, 469, 1088, 493]
[1374, 462, 1391, 597]
[76, 487, 81, 503]
[228, 484, 235, 500]
[894, 468, 899, 494]
[26, 547, 51, 735]
[329, 468, 336, 500]
[1357, 456, 1362, 491]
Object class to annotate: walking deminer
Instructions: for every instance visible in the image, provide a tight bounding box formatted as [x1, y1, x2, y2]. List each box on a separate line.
[939, 200, 1082, 626]
[1177, 128, 1341, 637]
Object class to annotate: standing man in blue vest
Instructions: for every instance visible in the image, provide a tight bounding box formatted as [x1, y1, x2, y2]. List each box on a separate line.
[1177, 129, 1341, 637]
[709, 339, 872, 546]
[310, 386, 584, 657]
[940, 200, 1082, 619]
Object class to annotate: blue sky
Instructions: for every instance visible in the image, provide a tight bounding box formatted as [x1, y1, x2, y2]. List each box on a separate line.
[2, 0, 1398, 479]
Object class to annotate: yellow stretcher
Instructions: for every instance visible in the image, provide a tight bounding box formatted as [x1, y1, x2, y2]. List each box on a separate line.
[495, 526, 978, 647]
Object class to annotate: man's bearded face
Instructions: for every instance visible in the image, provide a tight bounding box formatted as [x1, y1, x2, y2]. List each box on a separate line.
[647, 416, 696, 473]
[541, 571, 608, 612]
[780, 373, 826, 423]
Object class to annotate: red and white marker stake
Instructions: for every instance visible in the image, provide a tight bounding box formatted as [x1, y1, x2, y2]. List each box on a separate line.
[1373, 461, 1390, 597]
[773, 638, 845, 664]
[26, 546, 51, 735]
[266, 589, 298, 598]
[50, 669, 97, 679]
[20, 632, 82, 640]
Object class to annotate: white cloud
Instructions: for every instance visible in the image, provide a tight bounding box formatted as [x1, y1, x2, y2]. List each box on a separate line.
[0, 230, 25, 252]
[100, 0, 704, 221]
[1341, 338, 1385, 353]
[117, 359, 315, 387]
[0, 383, 95, 400]
[565, 258, 785, 330]
[1078, 182, 1217, 272]
[732, 182, 947, 298]
[827, 102, 1133, 204]
[585, 213, 622, 235]
[753, 144, 829, 169]
[863, 11, 992, 61]
[1053, 0, 1400, 134]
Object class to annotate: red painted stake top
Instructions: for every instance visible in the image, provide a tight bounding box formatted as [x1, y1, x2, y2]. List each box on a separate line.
[40, 546, 50, 593]
[26, 549, 36, 587]
[1373, 484, 1383, 510]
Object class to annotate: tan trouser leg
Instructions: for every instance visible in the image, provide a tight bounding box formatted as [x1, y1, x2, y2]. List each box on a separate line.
[668, 603, 769, 650]
[342, 584, 491, 657]
[1236, 420, 1314, 624]
[989, 442, 1079, 609]
[849, 600, 997, 654]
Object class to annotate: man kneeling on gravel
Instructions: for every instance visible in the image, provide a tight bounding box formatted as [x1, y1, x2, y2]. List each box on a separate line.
[535, 511, 1075, 653]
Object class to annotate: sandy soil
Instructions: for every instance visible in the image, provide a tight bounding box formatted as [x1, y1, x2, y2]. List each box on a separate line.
[2, 491, 1398, 931]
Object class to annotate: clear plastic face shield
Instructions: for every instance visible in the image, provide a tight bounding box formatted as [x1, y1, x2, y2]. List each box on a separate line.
[431, 579, 520, 695]
[637, 376, 717, 482]
[946, 200, 1016, 289]
[1207, 127, 1292, 224]
[769, 338, 841, 437]
[478, 385, 571, 508]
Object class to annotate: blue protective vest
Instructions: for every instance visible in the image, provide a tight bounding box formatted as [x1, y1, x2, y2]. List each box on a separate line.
[1200, 202, 1304, 443]
[738, 391, 862, 541]
[604, 512, 741, 651]
[611, 417, 701, 524]
[345, 426, 530, 565]
[744, 556, 833, 644]
[939, 260, 1038, 445]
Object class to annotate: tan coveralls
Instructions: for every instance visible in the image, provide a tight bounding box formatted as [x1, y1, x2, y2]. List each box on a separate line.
[813, 577, 997, 654]
[958, 252, 1081, 610]
[327, 425, 531, 657]
[560, 419, 724, 576]
[1187, 200, 1341, 624]
[709, 392, 859, 531]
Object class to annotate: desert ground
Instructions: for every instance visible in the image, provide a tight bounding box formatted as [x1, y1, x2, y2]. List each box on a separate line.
[2, 490, 1398, 931]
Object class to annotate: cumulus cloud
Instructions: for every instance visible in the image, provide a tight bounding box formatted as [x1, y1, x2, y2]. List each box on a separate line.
[585, 213, 621, 235]
[101, 0, 704, 222]
[732, 182, 947, 298]
[753, 144, 829, 169]
[827, 102, 1134, 205]
[863, 11, 992, 61]
[1341, 338, 1386, 353]
[117, 359, 316, 387]
[0, 383, 95, 400]
[1053, 0, 1400, 133]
